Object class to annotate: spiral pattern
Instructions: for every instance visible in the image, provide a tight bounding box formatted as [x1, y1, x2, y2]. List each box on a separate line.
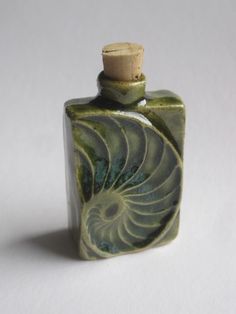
[72, 112, 182, 258]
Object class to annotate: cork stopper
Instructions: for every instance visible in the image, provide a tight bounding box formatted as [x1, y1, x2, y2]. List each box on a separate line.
[102, 42, 144, 81]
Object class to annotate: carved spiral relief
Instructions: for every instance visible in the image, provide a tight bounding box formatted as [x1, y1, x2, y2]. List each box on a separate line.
[72, 113, 182, 258]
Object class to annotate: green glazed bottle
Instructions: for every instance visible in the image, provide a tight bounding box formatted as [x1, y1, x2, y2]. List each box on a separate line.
[63, 43, 185, 260]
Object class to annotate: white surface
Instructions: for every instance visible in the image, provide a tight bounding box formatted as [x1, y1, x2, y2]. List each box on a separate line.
[0, 1, 236, 313]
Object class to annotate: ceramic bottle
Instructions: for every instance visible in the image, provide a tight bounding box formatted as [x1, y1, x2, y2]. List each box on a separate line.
[63, 43, 185, 260]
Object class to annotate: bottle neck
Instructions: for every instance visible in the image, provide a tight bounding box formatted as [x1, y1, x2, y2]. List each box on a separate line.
[97, 71, 146, 106]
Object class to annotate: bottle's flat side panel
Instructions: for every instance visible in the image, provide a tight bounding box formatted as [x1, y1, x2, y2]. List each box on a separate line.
[137, 90, 185, 246]
[63, 110, 82, 245]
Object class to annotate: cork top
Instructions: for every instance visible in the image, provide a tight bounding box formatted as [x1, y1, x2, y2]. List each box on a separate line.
[102, 42, 144, 81]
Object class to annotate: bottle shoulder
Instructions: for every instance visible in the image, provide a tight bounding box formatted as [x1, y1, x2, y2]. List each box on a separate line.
[64, 89, 185, 121]
[64, 96, 95, 111]
[64, 96, 96, 120]
[145, 90, 184, 109]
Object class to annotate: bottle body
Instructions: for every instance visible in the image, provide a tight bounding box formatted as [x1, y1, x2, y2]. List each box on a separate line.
[64, 73, 185, 260]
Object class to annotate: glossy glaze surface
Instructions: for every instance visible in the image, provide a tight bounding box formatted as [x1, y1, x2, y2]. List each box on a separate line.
[64, 72, 185, 259]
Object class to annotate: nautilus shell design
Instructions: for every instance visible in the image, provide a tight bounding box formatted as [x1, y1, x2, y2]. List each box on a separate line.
[72, 113, 182, 259]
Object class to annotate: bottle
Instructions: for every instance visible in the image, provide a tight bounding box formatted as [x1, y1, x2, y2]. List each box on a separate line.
[63, 42, 185, 260]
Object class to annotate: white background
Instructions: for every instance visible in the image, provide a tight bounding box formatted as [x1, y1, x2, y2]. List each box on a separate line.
[0, 0, 235, 313]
